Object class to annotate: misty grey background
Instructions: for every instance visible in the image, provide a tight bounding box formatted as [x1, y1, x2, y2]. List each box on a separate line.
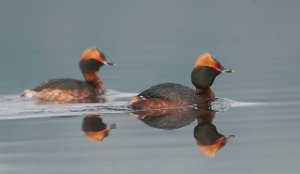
[0, 0, 300, 174]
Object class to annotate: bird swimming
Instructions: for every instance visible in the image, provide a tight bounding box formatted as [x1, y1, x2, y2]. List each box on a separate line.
[129, 52, 233, 110]
[21, 47, 114, 103]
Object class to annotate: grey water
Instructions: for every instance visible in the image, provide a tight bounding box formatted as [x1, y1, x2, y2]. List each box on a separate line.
[1, 0, 300, 173]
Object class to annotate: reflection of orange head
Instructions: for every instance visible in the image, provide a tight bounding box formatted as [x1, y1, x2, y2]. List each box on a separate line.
[194, 122, 235, 158]
[84, 130, 108, 142]
[82, 115, 109, 142]
[196, 137, 226, 158]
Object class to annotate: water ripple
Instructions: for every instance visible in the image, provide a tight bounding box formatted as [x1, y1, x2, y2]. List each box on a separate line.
[0, 90, 264, 120]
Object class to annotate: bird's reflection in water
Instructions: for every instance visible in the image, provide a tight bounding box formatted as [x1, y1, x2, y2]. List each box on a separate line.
[130, 104, 234, 157]
[130, 107, 197, 130]
[194, 107, 235, 158]
[81, 115, 116, 142]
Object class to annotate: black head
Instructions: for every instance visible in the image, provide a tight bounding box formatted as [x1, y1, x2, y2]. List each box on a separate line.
[80, 59, 104, 73]
[191, 66, 221, 89]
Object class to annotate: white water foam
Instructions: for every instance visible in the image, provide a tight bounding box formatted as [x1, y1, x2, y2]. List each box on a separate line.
[0, 89, 136, 120]
[210, 98, 265, 112]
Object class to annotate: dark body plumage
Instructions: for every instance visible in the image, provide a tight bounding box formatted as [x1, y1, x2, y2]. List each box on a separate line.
[130, 83, 199, 110]
[138, 83, 197, 102]
[34, 79, 96, 91]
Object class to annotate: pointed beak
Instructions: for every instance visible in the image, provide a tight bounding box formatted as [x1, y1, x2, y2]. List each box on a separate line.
[212, 57, 234, 73]
[221, 68, 234, 73]
[103, 60, 115, 66]
[96, 53, 115, 66]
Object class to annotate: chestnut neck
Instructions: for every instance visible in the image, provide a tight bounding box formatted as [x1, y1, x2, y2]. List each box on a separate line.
[196, 87, 215, 103]
[83, 72, 105, 95]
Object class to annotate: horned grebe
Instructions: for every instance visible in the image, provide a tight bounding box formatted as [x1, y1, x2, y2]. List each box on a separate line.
[21, 47, 114, 103]
[129, 52, 233, 110]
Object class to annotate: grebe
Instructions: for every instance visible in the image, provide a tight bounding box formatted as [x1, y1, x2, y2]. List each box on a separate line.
[21, 47, 114, 103]
[129, 52, 233, 110]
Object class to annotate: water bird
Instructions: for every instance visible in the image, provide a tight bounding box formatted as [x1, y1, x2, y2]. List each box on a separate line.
[21, 47, 114, 103]
[129, 52, 233, 110]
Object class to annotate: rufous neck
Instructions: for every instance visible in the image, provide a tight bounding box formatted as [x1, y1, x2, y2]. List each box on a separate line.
[83, 72, 105, 95]
[196, 87, 215, 103]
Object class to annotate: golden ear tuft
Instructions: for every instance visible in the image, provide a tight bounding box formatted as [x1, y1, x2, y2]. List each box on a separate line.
[81, 47, 101, 60]
[193, 52, 216, 68]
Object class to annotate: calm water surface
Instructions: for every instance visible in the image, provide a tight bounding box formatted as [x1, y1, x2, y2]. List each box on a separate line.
[0, 0, 300, 174]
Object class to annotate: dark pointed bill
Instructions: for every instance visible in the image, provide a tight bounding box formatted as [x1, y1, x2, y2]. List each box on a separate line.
[104, 60, 115, 66]
[221, 68, 234, 73]
[212, 57, 234, 73]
